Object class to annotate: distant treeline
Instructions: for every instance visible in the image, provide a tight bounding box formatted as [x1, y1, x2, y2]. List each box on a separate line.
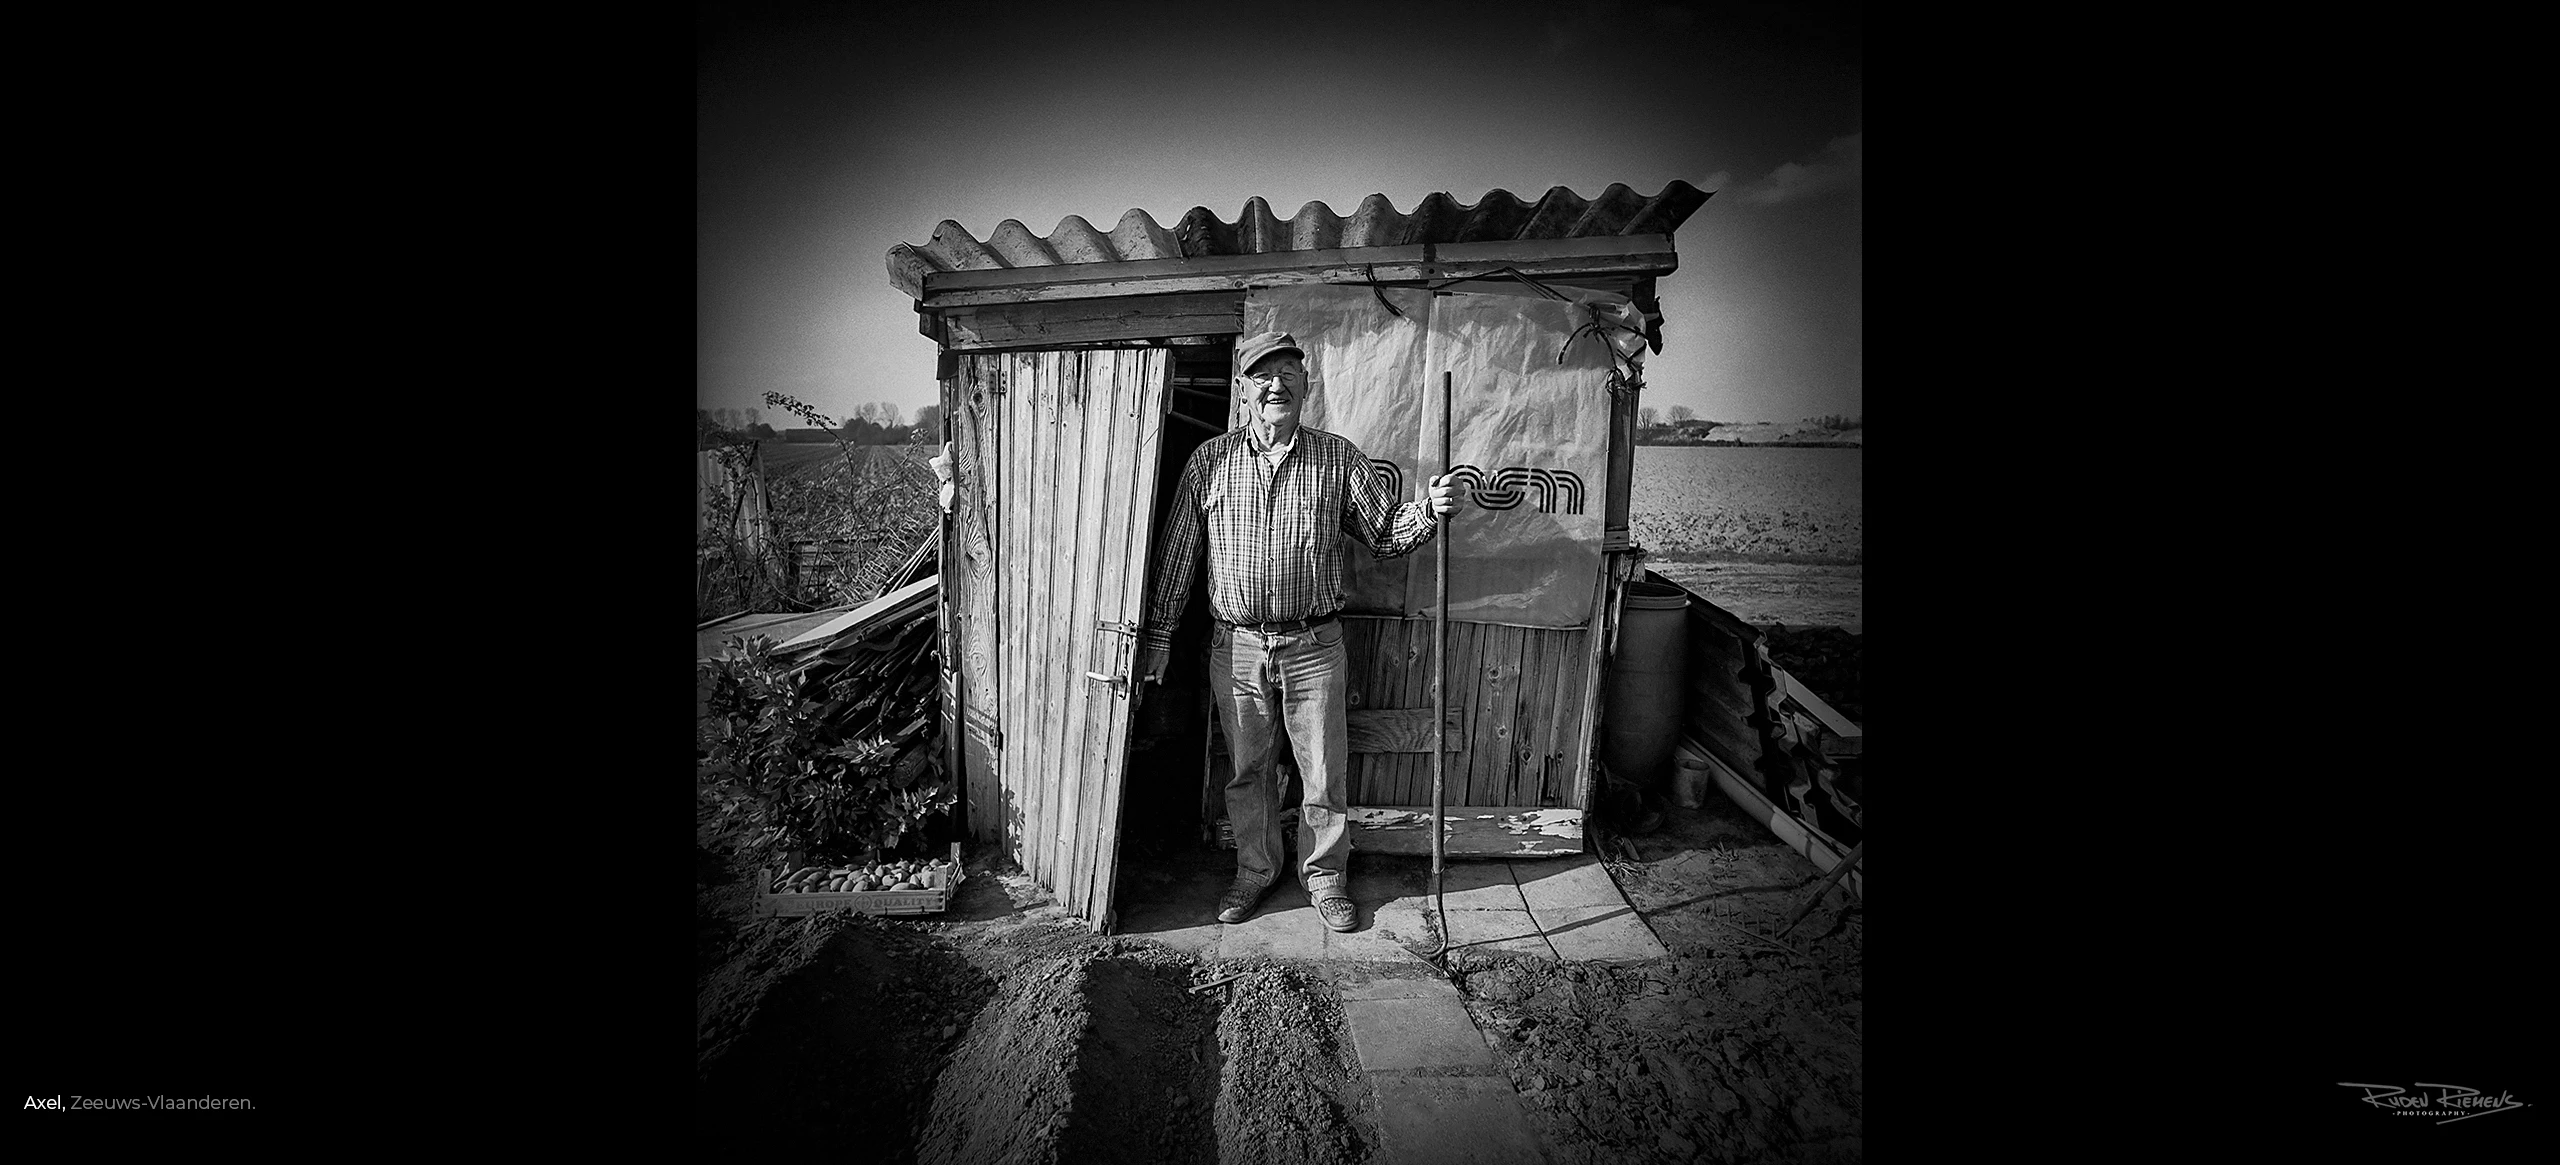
[1635, 412, 1862, 447]
[698, 405, 943, 449]
[1637, 433, 1863, 447]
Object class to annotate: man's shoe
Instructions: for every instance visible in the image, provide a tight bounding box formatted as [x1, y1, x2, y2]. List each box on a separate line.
[1315, 894, 1358, 933]
[1216, 880, 1273, 924]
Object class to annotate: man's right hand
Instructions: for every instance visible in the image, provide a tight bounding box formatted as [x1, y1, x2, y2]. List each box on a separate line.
[1137, 643, 1170, 684]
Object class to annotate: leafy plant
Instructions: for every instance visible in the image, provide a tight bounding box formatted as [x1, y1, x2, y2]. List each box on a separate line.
[696, 634, 955, 869]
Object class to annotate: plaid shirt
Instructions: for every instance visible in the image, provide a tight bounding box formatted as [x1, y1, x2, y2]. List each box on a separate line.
[1142, 424, 1435, 652]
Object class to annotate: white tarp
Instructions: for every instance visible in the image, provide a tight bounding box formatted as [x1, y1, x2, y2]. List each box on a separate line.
[1241, 283, 1632, 628]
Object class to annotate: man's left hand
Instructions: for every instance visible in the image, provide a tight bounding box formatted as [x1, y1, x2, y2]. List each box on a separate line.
[1426, 473, 1465, 518]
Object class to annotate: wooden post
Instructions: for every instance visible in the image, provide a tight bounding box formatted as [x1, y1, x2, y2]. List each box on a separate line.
[938, 393, 964, 845]
[1603, 379, 1636, 547]
[1434, 369, 1450, 881]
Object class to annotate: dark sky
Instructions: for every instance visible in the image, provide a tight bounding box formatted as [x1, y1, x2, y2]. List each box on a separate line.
[699, 0, 1861, 427]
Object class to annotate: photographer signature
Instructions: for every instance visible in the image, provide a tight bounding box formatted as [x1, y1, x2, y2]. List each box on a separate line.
[2338, 1082, 2529, 1123]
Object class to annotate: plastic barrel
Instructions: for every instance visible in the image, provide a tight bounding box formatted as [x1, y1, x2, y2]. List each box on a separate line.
[1602, 581, 1690, 794]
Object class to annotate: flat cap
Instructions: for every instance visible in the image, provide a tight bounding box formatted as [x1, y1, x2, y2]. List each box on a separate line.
[1233, 331, 1305, 375]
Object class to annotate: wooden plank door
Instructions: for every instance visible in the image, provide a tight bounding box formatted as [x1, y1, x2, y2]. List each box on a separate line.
[984, 348, 1170, 930]
[948, 362, 1006, 848]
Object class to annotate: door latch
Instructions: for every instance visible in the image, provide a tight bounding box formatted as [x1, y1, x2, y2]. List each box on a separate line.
[1083, 618, 1144, 698]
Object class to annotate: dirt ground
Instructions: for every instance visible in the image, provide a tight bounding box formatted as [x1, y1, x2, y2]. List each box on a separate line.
[697, 858, 1384, 1165]
[696, 630, 1863, 1163]
[1444, 787, 1864, 1164]
[697, 808, 1858, 1163]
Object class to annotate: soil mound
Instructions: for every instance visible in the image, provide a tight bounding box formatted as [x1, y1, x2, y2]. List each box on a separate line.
[695, 914, 999, 1159]
[696, 853, 1441, 1165]
[919, 953, 1085, 1165]
[1452, 947, 1861, 1164]
[1212, 962, 1379, 1165]
[1064, 954, 1223, 1163]
[922, 943, 1221, 1165]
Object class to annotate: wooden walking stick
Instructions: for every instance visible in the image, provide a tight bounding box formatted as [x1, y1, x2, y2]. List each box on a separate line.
[1425, 369, 1453, 971]
[1776, 839, 1863, 939]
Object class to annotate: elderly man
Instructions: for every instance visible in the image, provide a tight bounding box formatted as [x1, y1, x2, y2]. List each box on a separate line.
[1138, 330, 1462, 932]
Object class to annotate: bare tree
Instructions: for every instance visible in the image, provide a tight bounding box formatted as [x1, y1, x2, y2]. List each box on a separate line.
[853, 401, 906, 430]
[1639, 406, 1659, 428]
[1666, 405, 1695, 424]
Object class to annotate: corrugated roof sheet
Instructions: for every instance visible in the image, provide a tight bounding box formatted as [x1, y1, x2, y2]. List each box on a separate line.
[772, 575, 937, 653]
[888, 181, 1709, 299]
[697, 609, 848, 662]
[694, 576, 939, 664]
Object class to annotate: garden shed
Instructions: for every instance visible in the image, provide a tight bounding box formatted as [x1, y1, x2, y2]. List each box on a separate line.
[889, 182, 1737, 931]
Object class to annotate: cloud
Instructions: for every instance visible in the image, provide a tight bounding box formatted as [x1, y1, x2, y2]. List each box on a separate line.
[1699, 170, 1733, 192]
[1733, 133, 1861, 206]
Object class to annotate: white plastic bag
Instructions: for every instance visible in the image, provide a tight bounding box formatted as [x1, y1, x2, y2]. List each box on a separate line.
[930, 442, 956, 512]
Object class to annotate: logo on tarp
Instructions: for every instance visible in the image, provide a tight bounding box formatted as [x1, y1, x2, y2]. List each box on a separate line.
[2337, 1083, 2529, 1123]
[1368, 459, 1402, 498]
[1448, 465, 1586, 514]
[1370, 462, 1585, 513]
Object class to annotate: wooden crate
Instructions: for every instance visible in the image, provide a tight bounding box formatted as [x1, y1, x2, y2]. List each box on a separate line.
[759, 842, 965, 917]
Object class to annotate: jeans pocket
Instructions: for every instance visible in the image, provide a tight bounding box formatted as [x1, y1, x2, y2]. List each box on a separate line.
[1312, 620, 1343, 648]
[1211, 624, 1230, 649]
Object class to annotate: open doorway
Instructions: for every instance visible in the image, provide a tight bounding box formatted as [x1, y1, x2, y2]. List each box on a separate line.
[1121, 346, 1229, 864]
[1117, 344, 1323, 927]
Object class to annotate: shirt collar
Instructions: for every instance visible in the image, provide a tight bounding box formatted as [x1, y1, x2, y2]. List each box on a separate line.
[1243, 424, 1305, 456]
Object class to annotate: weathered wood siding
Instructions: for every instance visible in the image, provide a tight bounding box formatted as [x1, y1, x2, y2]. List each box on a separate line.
[1667, 575, 1767, 786]
[938, 291, 1244, 352]
[975, 348, 1169, 928]
[1340, 615, 1591, 809]
[947, 369, 1004, 846]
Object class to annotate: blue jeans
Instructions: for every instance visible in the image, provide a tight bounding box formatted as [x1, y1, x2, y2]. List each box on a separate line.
[1211, 619, 1352, 898]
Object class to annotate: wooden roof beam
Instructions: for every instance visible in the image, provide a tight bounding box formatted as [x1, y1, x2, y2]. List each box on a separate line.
[916, 235, 1679, 308]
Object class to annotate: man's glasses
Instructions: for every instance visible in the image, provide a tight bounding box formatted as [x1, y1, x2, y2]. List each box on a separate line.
[1241, 367, 1305, 386]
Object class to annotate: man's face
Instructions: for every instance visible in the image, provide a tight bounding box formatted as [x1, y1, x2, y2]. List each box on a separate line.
[1242, 354, 1306, 427]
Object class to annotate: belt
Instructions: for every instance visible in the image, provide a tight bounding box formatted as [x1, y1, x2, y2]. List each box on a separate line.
[1222, 614, 1337, 635]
